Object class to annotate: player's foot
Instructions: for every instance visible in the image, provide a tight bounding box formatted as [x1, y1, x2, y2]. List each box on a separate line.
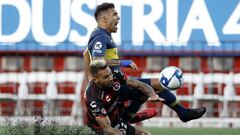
[129, 109, 158, 124]
[179, 107, 206, 122]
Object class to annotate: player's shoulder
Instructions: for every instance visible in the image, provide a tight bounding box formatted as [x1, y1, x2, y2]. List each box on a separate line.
[91, 27, 111, 39]
[85, 81, 102, 99]
[89, 29, 109, 47]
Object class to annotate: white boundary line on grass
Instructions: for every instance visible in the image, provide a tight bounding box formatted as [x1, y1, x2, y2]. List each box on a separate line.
[142, 117, 240, 128]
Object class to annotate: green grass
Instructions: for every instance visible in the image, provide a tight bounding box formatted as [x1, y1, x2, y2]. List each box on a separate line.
[0, 125, 239, 135]
[0, 125, 97, 135]
[145, 127, 240, 135]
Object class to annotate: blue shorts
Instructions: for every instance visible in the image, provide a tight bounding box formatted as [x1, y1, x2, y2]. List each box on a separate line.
[137, 78, 151, 86]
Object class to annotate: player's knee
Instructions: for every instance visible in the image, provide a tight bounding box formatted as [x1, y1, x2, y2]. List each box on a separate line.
[135, 129, 151, 135]
[151, 78, 165, 93]
[147, 131, 152, 135]
[144, 131, 152, 135]
[135, 90, 149, 102]
[138, 95, 148, 103]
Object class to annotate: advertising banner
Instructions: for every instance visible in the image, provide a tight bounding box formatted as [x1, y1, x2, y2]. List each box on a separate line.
[1, 0, 240, 55]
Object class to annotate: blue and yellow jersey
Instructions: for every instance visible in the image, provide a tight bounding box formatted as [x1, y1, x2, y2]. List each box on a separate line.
[87, 27, 119, 61]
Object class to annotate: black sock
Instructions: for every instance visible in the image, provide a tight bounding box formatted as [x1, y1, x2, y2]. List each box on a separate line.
[158, 90, 188, 116]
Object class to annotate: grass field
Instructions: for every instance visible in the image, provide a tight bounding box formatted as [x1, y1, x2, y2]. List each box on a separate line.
[145, 127, 240, 135]
[0, 125, 240, 135]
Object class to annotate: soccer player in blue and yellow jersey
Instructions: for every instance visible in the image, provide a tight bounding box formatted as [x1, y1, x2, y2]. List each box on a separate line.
[83, 2, 206, 123]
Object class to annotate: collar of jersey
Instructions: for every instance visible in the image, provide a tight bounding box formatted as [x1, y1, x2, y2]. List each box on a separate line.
[98, 26, 111, 36]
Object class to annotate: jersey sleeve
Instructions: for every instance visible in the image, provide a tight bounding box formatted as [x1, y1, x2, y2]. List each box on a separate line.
[112, 67, 128, 84]
[92, 40, 107, 58]
[87, 98, 108, 119]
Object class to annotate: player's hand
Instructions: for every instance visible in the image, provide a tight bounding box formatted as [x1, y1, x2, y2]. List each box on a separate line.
[148, 94, 165, 102]
[129, 60, 138, 70]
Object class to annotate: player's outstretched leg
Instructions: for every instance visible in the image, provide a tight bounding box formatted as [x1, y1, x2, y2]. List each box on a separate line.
[129, 108, 158, 124]
[118, 85, 158, 123]
[179, 107, 206, 122]
[120, 105, 158, 124]
[139, 78, 207, 122]
[158, 89, 206, 122]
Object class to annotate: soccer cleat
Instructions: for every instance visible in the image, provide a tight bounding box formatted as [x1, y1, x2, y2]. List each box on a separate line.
[179, 107, 207, 122]
[129, 109, 158, 124]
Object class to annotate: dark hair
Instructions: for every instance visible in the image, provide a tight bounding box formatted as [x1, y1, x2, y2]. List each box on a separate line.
[90, 60, 107, 76]
[94, 2, 115, 21]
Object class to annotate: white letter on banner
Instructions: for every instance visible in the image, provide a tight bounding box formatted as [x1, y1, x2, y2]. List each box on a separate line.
[179, 0, 220, 46]
[166, 0, 178, 44]
[223, 2, 240, 34]
[32, 0, 70, 45]
[132, 0, 165, 46]
[69, 0, 97, 46]
[0, 0, 31, 43]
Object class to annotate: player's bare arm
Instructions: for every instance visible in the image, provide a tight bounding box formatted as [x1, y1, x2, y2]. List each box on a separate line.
[83, 48, 93, 81]
[102, 58, 121, 67]
[107, 59, 138, 70]
[111, 59, 138, 70]
[95, 116, 122, 135]
[126, 78, 164, 102]
[93, 56, 138, 70]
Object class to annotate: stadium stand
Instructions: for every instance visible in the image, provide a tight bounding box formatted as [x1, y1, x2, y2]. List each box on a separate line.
[141, 72, 240, 127]
[0, 71, 85, 125]
[1, 55, 240, 128]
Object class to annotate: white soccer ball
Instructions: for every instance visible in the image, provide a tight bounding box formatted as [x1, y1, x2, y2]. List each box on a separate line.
[159, 66, 183, 90]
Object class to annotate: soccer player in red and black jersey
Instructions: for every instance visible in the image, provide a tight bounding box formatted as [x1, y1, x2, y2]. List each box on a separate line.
[84, 60, 163, 135]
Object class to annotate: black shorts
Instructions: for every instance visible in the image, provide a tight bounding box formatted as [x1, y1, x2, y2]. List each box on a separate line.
[112, 120, 135, 135]
[88, 120, 135, 135]
[118, 78, 152, 102]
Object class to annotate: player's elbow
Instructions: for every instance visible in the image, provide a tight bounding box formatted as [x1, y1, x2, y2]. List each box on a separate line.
[83, 49, 88, 57]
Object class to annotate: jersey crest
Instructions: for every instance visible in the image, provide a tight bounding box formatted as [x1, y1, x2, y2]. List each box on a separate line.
[113, 82, 121, 91]
[94, 41, 102, 50]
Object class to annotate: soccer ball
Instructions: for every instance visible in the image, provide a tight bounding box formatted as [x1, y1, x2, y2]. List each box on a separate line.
[159, 66, 183, 90]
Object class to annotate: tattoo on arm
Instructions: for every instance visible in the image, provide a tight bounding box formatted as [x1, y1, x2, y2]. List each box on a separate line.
[96, 116, 120, 135]
[106, 59, 121, 66]
[83, 48, 93, 82]
[96, 116, 112, 129]
[93, 57, 120, 66]
[126, 78, 155, 97]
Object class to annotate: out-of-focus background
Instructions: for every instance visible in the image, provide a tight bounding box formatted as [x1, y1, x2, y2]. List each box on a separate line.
[0, 0, 240, 134]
